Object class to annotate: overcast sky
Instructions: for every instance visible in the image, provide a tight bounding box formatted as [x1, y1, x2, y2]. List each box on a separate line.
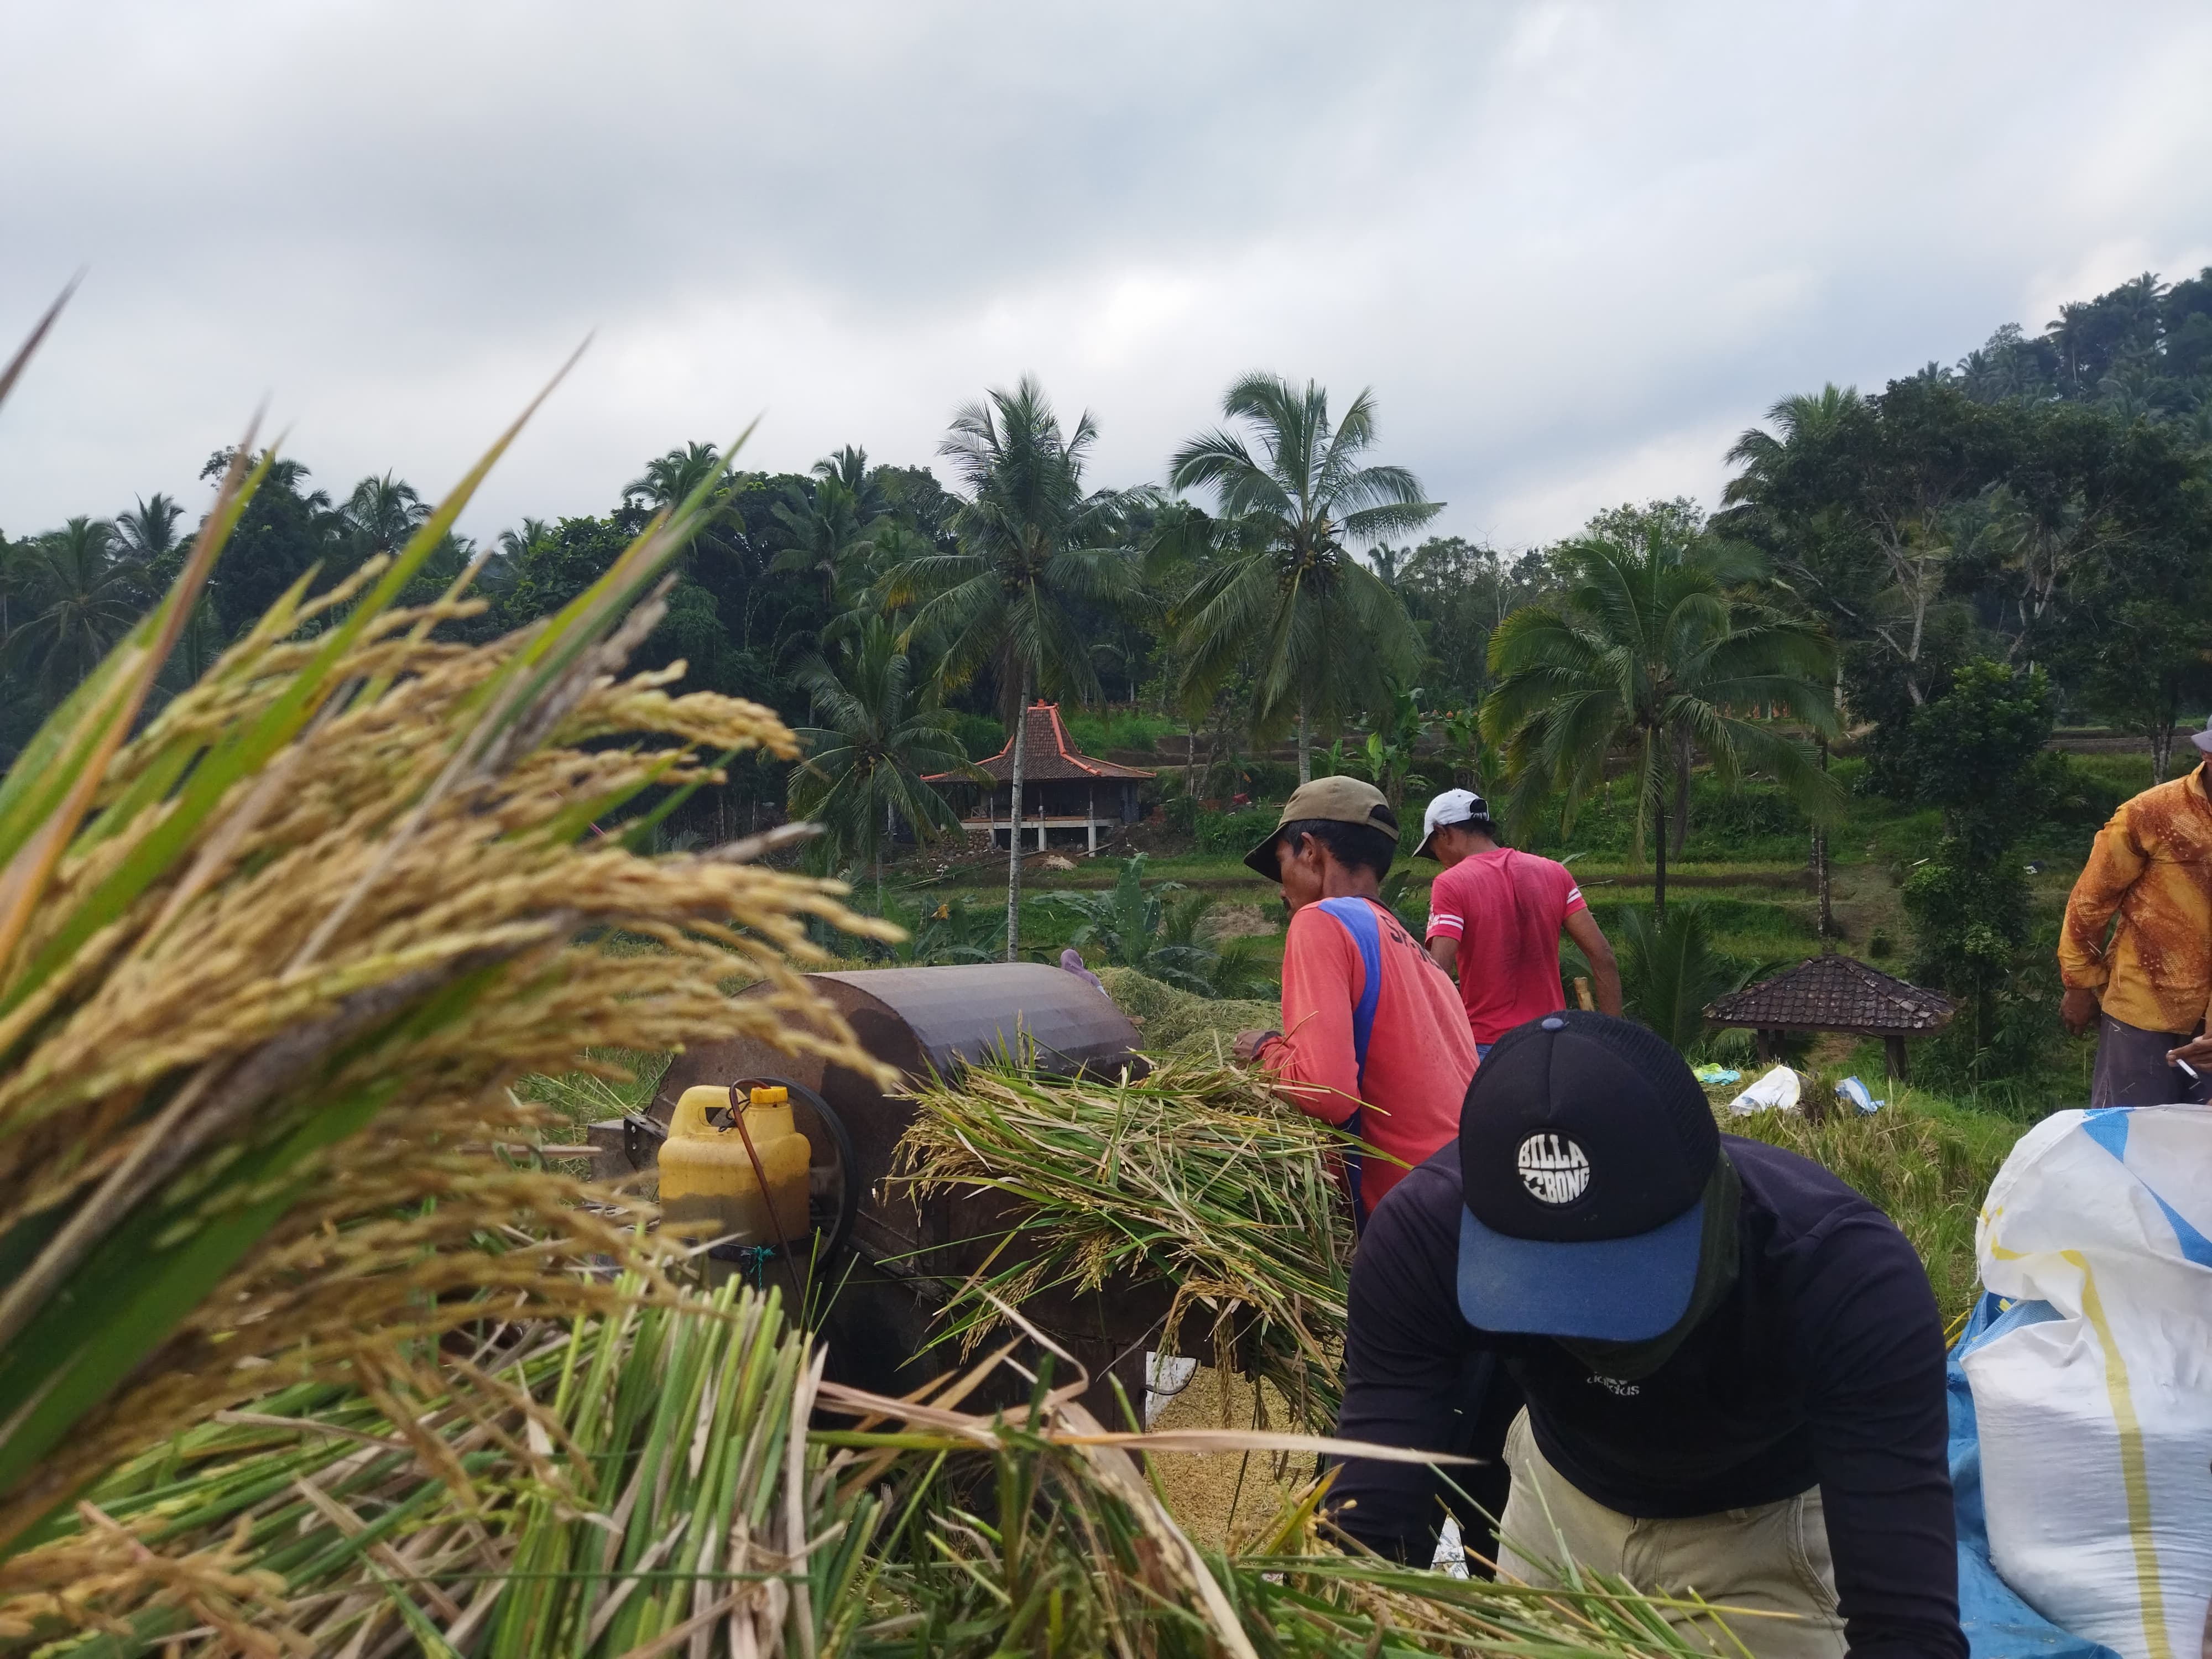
[3, 1, 2209, 552]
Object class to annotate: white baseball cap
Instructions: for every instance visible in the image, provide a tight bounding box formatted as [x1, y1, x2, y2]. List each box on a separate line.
[1415, 788, 1494, 860]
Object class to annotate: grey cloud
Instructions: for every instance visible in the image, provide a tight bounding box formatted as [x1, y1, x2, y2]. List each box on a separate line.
[2, 1, 2209, 550]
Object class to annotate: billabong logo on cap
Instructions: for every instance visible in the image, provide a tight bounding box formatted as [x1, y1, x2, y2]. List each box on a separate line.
[1516, 1133, 1590, 1204]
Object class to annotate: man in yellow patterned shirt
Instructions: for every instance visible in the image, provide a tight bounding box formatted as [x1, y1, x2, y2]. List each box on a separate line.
[2057, 716, 2212, 1107]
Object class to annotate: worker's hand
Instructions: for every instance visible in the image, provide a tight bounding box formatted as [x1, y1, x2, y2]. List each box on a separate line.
[2060, 986, 2100, 1039]
[1232, 1029, 1279, 1064]
[2166, 1032, 2212, 1071]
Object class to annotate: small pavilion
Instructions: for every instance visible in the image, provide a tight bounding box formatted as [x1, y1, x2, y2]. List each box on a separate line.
[1704, 954, 1955, 1081]
[924, 703, 1155, 855]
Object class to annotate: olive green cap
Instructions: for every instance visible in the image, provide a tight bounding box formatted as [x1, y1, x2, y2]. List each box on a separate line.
[1241, 776, 1401, 879]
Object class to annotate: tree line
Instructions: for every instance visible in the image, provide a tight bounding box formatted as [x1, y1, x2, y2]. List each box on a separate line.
[4, 267, 2208, 974]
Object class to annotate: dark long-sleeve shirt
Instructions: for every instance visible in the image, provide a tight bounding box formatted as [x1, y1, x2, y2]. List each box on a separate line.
[1333, 1136, 1964, 1659]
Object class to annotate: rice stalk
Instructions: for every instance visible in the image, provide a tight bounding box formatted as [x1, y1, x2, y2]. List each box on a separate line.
[895, 1058, 1358, 1425]
[1, 1281, 850, 1657]
[9, 1288, 1719, 1659]
[818, 1344, 1718, 1659]
[0, 309, 898, 1556]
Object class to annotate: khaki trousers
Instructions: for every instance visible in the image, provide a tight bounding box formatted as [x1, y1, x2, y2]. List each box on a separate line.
[1495, 1409, 1846, 1659]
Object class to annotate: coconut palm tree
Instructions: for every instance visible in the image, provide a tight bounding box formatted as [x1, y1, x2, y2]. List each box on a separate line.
[1480, 512, 1839, 917]
[1166, 374, 1437, 782]
[624, 441, 734, 518]
[788, 615, 972, 915]
[113, 493, 184, 561]
[771, 468, 883, 605]
[879, 377, 1134, 958]
[341, 472, 429, 556]
[3, 517, 149, 700]
[813, 444, 889, 514]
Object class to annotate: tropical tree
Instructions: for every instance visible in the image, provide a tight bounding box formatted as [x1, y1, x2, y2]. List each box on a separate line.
[881, 377, 1134, 958]
[1481, 507, 1840, 916]
[341, 471, 429, 556]
[196, 450, 345, 633]
[623, 441, 733, 516]
[112, 493, 184, 561]
[1348, 682, 1433, 810]
[3, 517, 148, 700]
[787, 615, 971, 914]
[497, 517, 552, 561]
[1166, 374, 1437, 782]
[771, 467, 883, 604]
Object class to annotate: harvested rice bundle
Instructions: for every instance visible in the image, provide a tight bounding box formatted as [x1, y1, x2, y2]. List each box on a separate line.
[1095, 964, 1279, 1065]
[0, 305, 896, 1566]
[896, 1058, 1357, 1423]
[5, 1281, 866, 1657]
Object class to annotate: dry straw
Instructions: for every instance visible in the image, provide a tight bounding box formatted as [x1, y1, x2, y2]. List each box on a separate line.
[895, 1058, 1360, 1425]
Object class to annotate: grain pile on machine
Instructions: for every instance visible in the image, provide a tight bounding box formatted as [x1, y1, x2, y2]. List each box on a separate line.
[589, 961, 1177, 1420]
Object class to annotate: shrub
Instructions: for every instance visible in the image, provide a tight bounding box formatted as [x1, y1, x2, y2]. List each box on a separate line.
[1196, 805, 1282, 855]
[951, 711, 1005, 759]
[1611, 903, 1756, 1054]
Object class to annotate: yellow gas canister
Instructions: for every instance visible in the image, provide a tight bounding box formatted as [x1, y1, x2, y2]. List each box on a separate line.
[658, 1085, 811, 1246]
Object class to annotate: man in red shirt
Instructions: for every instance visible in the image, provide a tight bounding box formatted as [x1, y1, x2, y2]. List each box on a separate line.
[1416, 788, 1620, 1057]
[1230, 778, 1479, 1221]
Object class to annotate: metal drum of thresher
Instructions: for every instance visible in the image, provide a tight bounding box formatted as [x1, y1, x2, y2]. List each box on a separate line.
[622, 963, 1169, 1423]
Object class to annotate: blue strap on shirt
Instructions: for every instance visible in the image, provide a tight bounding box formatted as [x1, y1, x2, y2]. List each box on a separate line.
[1315, 896, 1383, 1227]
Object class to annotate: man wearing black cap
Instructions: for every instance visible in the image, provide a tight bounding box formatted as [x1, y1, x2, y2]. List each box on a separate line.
[1330, 1012, 1961, 1659]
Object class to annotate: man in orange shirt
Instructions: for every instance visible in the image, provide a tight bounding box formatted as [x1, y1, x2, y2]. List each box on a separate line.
[1230, 778, 1479, 1223]
[2058, 717, 2212, 1107]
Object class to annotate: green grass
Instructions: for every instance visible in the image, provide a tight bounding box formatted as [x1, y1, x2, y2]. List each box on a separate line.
[518, 1047, 671, 1135]
[1061, 709, 1182, 754]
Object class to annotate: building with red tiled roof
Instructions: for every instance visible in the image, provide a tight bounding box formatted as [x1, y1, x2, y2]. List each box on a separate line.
[924, 703, 1155, 854]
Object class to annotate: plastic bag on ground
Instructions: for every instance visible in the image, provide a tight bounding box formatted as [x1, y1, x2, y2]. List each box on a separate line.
[1726, 1064, 1800, 1115]
[1835, 1076, 1882, 1114]
[1962, 1105, 2212, 1659]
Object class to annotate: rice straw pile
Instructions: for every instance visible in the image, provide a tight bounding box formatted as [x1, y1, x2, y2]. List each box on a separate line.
[895, 1058, 1358, 1424]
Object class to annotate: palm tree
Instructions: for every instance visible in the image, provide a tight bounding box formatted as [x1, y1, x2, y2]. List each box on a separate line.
[813, 444, 888, 515]
[113, 493, 184, 561]
[787, 615, 971, 914]
[341, 472, 430, 555]
[1721, 385, 1863, 502]
[880, 377, 1134, 958]
[624, 442, 734, 518]
[1613, 904, 1756, 1054]
[1167, 374, 1437, 782]
[1480, 512, 1839, 917]
[771, 469, 882, 604]
[4, 518, 148, 700]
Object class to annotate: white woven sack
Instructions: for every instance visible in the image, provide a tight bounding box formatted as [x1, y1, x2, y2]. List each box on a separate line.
[1964, 1105, 2212, 1659]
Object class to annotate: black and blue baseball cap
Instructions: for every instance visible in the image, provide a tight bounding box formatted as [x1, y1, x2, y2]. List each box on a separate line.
[1455, 1010, 1721, 1342]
